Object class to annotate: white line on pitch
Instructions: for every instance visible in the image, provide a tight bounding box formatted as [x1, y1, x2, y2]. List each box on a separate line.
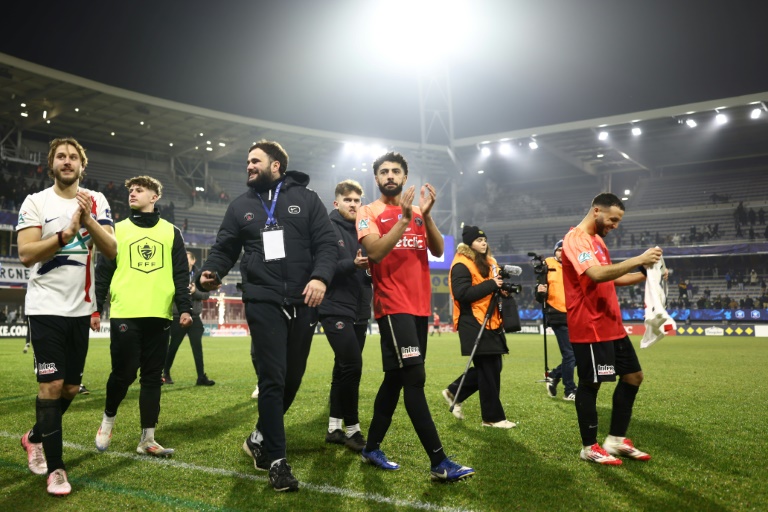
[1, 431, 472, 512]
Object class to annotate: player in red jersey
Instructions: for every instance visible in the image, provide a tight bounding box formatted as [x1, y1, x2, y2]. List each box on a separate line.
[356, 151, 474, 482]
[562, 193, 662, 465]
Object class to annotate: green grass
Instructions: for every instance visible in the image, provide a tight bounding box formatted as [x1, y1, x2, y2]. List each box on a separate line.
[1, 332, 766, 511]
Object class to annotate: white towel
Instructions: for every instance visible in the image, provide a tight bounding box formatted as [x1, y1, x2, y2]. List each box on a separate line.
[640, 257, 676, 348]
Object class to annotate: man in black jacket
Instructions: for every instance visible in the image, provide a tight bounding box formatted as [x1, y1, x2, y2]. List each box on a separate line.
[198, 140, 336, 492]
[319, 180, 372, 453]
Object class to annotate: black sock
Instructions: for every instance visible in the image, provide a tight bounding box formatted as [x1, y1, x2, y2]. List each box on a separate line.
[37, 397, 64, 472]
[610, 380, 640, 437]
[575, 384, 599, 446]
[28, 424, 42, 443]
[60, 396, 73, 415]
[365, 372, 402, 452]
[401, 365, 445, 467]
[139, 385, 162, 429]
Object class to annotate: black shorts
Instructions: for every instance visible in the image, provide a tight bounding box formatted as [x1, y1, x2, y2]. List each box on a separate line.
[377, 314, 428, 372]
[572, 335, 642, 384]
[29, 315, 90, 384]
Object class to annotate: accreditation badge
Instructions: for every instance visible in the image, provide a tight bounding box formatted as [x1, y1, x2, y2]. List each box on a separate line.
[261, 224, 285, 261]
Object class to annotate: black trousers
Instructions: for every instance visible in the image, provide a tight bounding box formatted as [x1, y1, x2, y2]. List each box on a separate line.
[447, 354, 506, 423]
[104, 317, 171, 428]
[164, 314, 205, 378]
[321, 316, 367, 426]
[245, 302, 315, 461]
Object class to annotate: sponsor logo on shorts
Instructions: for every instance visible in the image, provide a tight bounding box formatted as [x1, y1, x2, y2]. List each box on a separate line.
[597, 364, 615, 376]
[288, 206, 300, 214]
[37, 362, 58, 376]
[578, 251, 592, 263]
[335, 321, 345, 330]
[401, 346, 421, 358]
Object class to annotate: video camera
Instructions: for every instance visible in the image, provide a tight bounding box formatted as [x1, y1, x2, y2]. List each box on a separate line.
[497, 265, 523, 294]
[527, 252, 550, 276]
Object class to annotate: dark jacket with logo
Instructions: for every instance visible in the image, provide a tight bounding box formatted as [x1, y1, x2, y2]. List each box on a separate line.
[198, 171, 336, 306]
[318, 209, 372, 322]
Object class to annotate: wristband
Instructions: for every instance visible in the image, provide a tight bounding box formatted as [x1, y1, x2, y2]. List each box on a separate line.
[91, 312, 100, 318]
[637, 265, 648, 276]
[57, 231, 66, 248]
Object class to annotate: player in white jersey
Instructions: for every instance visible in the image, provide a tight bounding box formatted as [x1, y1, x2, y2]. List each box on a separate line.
[16, 137, 117, 496]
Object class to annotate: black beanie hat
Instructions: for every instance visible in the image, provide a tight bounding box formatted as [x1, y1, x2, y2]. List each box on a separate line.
[554, 239, 563, 255]
[462, 225, 486, 246]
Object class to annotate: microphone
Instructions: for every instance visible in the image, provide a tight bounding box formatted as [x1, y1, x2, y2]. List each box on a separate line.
[502, 265, 523, 277]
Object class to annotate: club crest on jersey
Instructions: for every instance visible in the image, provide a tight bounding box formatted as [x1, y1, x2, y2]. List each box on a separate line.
[130, 237, 165, 274]
[401, 346, 420, 358]
[244, 212, 254, 221]
[104, 208, 112, 220]
[335, 321, 345, 330]
[415, 217, 423, 227]
[358, 219, 369, 231]
[578, 251, 592, 263]
[288, 205, 300, 214]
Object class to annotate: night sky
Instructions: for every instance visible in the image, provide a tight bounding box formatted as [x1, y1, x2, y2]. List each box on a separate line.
[3, 0, 768, 142]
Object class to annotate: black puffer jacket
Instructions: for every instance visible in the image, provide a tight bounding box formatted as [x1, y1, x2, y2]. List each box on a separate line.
[198, 171, 336, 306]
[318, 209, 372, 322]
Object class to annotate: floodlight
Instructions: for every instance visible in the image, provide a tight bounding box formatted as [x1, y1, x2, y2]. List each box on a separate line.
[478, 169, 484, 174]
[499, 143, 512, 156]
[751, 108, 762, 119]
[631, 127, 642, 136]
[686, 119, 697, 128]
[598, 131, 608, 141]
[529, 141, 538, 150]
[624, 189, 631, 195]
[715, 113, 728, 125]
[596, 153, 604, 158]
[480, 147, 491, 158]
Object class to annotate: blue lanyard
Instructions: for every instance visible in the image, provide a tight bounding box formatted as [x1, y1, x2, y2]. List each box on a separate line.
[257, 181, 283, 226]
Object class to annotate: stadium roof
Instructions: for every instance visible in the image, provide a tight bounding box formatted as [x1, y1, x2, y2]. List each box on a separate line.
[3, 50, 768, 188]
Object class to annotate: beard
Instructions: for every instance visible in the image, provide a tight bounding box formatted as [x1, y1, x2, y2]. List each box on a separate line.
[53, 168, 81, 187]
[246, 169, 275, 191]
[595, 217, 610, 238]
[338, 208, 357, 222]
[378, 181, 403, 197]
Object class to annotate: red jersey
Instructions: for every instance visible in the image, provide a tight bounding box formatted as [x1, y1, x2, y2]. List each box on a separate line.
[562, 226, 626, 343]
[357, 199, 432, 318]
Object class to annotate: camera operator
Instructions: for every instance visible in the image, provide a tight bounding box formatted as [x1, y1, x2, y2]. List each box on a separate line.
[535, 240, 576, 401]
[441, 226, 515, 428]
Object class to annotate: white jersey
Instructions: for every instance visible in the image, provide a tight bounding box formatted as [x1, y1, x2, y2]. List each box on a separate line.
[16, 187, 113, 316]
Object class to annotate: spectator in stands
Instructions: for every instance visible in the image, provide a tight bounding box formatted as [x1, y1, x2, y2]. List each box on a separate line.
[764, 224, 768, 241]
[750, 269, 758, 286]
[725, 272, 732, 290]
[748, 208, 757, 226]
[758, 208, 766, 225]
[686, 279, 693, 302]
[672, 233, 681, 247]
[678, 279, 687, 300]
[713, 295, 723, 309]
[744, 296, 755, 309]
[703, 286, 711, 299]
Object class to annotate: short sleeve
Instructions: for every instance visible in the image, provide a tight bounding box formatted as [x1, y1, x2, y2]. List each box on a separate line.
[563, 230, 599, 276]
[94, 192, 114, 227]
[16, 195, 40, 231]
[356, 203, 380, 242]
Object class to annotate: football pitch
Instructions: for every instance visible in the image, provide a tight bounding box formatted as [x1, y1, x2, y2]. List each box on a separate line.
[1, 332, 766, 511]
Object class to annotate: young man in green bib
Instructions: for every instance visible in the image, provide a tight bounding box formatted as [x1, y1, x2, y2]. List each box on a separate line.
[93, 176, 192, 456]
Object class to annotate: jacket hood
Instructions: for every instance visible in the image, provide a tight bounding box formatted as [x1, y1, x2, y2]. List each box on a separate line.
[456, 242, 481, 260]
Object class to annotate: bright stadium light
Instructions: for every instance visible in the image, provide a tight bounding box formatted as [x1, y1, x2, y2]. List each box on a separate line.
[598, 131, 609, 141]
[371, 0, 475, 66]
[624, 189, 631, 196]
[499, 142, 512, 156]
[751, 108, 762, 119]
[715, 112, 728, 125]
[480, 147, 491, 158]
[631, 126, 642, 136]
[686, 119, 697, 128]
[528, 141, 538, 150]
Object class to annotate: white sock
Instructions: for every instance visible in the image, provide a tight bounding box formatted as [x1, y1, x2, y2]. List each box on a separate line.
[249, 429, 264, 444]
[605, 435, 623, 444]
[141, 428, 155, 443]
[345, 424, 361, 437]
[328, 417, 342, 433]
[270, 457, 285, 468]
[100, 413, 115, 432]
